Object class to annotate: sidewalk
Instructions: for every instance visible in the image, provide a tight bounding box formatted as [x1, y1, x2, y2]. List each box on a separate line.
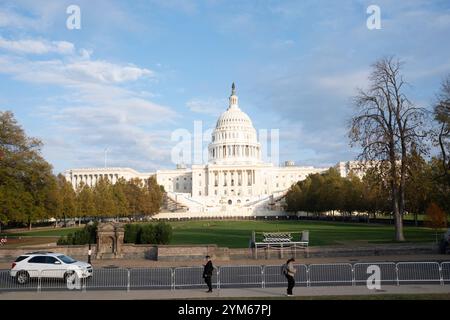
[1, 285, 449, 300]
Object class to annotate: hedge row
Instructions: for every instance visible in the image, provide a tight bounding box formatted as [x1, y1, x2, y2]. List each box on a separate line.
[124, 223, 172, 244]
[57, 222, 172, 245]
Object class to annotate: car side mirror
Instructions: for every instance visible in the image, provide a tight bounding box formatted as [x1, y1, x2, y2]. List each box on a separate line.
[54, 261, 61, 264]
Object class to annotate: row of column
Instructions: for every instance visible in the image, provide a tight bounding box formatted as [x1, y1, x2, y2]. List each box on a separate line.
[71, 173, 120, 188]
[207, 169, 257, 195]
[210, 144, 260, 159]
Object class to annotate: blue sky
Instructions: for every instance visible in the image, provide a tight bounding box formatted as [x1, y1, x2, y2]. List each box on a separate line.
[0, 0, 449, 173]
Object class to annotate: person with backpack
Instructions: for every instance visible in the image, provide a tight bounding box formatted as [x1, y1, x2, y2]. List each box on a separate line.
[283, 258, 296, 296]
[203, 255, 214, 293]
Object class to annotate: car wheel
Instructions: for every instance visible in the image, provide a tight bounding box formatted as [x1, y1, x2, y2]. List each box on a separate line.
[16, 271, 30, 285]
[64, 271, 76, 284]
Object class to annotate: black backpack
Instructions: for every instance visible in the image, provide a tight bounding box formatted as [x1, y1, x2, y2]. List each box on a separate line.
[281, 263, 288, 275]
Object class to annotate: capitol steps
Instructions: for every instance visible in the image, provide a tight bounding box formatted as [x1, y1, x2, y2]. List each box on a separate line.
[161, 194, 188, 212]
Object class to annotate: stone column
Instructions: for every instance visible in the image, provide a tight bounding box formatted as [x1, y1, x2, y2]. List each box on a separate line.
[208, 170, 212, 196]
[230, 170, 234, 187]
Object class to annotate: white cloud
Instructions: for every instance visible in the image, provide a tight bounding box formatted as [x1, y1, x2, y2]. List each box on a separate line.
[0, 7, 41, 29]
[314, 70, 370, 97]
[149, 0, 198, 14]
[0, 35, 176, 172]
[0, 37, 75, 55]
[186, 98, 226, 116]
[0, 54, 153, 85]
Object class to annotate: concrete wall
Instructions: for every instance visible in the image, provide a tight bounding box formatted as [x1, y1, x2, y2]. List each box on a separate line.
[0, 243, 438, 263]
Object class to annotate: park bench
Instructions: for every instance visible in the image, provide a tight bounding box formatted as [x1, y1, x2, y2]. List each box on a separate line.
[252, 231, 309, 259]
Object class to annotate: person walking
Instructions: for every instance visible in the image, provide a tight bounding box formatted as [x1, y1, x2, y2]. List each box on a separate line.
[283, 258, 296, 296]
[203, 255, 214, 293]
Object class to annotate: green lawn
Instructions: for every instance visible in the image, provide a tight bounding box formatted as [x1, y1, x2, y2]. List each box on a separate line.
[168, 220, 442, 248]
[1, 220, 443, 248]
[1, 227, 82, 237]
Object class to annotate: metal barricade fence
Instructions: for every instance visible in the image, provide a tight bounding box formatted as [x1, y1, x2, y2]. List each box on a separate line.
[2, 261, 450, 292]
[218, 265, 263, 288]
[263, 264, 308, 288]
[40, 269, 78, 291]
[0, 269, 39, 291]
[130, 268, 172, 290]
[174, 266, 218, 289]
[85, 268, 129, 290]
[441, 262, 450, 284]
[396, 262, 442, 284]
[354, 262, 398, 286]
[308, 263, 353, 286]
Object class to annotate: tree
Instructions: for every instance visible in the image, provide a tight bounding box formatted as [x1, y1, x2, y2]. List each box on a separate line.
[361, 167, 390, 220]
[349, 57, 427, 241]
[285, 183, 302, 212]
[0, 111, 56, 229]
[404, 149, 433, 226]
[429, 157, 450, 216]
[124, 178, 144, 216]
[93, 177, 115, 217]
[146, 176, 163, 215]
[76, 182, 96, 224]
[341, 173, 364, 216]
[56, 174, 77, 226]
[112, 178, 129, 217]
[433, 75, 450, 177]
[425, 203, 447, 243]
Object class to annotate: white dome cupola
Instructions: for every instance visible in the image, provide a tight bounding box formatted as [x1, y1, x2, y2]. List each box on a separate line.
[208, 83, 261, 165]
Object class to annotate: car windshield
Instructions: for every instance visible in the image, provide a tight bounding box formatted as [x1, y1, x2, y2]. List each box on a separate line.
[57, 255, 76, 264]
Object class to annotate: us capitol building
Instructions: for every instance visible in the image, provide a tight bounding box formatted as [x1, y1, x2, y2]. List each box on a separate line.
[65, 84, 358, 217]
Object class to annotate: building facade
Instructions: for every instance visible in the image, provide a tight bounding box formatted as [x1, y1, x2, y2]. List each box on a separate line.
[65, 84, 330, 215]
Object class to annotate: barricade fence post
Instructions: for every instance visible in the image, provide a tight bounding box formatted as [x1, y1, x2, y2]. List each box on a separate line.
[127, 269, 131, 292]
[261, 266, 265, 289]
[171, 268, 175, 291]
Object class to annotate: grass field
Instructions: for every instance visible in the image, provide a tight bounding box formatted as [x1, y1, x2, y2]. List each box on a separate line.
[1, 221, 443, 248]
[169, 220, 441, 248]
[1, 227, 82, 237]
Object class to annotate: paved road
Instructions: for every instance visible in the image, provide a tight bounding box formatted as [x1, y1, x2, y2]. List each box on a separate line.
[1, 261, 449, 292]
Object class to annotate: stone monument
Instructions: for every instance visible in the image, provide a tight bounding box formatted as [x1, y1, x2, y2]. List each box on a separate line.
[96, 222, 124, 259]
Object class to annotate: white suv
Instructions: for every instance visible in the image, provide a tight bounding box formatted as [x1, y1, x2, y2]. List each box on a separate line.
[10, 252, 93, 284]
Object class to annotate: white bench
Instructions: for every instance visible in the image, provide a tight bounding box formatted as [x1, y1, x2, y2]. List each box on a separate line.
[253, 231, 309, 259]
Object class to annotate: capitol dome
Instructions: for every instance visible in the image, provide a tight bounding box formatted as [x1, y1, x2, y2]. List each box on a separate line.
[208, 83, 261, 164]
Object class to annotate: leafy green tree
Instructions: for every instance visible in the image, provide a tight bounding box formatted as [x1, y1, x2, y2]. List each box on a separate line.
[432, 75, 450, 178]
[405, 150, 433, 225]
[112, 178, 129, 217]
[56, 174, 77, 226]
[0, 111, 56, 229]
[146, 176, 163, 215]
[124, 178, 144, 216]
[76, 182, 96, 223]
[93, 177, 115, 218]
